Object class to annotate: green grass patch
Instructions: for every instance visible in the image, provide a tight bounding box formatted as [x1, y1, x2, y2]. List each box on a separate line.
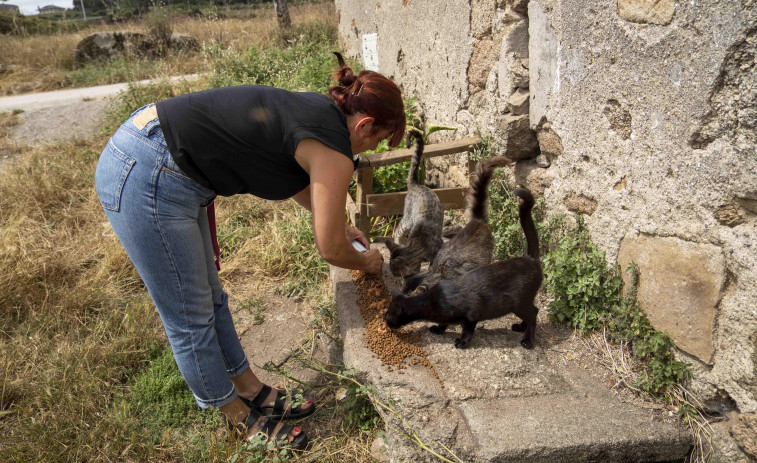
[276, 207, 331, 298]
[64, 56, 177, 89]
[126, 346, 206, 433]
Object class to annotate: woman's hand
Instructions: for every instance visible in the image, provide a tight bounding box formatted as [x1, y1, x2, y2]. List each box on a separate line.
[361, 248, 384, 274]
[345, 223, 370, 249]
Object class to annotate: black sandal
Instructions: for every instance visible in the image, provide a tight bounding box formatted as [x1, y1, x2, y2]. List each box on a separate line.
[225, 408, 308, 450]
[241, 384, 315, 421]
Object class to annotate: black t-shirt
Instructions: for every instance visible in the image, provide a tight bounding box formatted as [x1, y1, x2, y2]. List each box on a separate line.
[156, 85, 354, 199]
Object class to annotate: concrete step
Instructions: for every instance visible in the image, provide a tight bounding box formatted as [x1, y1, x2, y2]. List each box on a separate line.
[331, 243, 693, 463]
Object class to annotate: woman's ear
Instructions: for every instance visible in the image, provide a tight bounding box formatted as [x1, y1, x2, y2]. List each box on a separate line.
[354, 116, 375, 135]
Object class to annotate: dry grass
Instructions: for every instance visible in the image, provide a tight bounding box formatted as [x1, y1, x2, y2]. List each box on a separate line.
[0, 121, 164, 459]
[0, 6, 385, 459]
[571, 329, 714, 463]
[0, 107, 379, 461]
[0, 2, 337, 96]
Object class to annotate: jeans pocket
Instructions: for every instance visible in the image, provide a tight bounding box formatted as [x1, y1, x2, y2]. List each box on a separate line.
[95, 140, 136, 212]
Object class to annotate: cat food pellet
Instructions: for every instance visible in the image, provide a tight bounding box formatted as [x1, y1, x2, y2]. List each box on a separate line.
[351, 270, 441, 383]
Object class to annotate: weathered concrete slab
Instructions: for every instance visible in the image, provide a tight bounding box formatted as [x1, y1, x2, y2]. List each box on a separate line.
[331, 243, 692, 462]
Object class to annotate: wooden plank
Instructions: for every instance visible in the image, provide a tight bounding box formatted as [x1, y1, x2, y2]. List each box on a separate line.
[355, 167, 374, 236]
[356, 137, 480, 168]
[365, 187, 468, 217]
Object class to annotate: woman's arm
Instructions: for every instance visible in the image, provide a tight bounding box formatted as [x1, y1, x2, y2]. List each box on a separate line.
[291, 185, 370, 249]
[291, 185, 313, 212]
[294, 138, 383, 273]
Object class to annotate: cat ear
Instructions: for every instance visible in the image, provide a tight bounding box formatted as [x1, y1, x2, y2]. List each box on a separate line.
[389, 289, 406, 300]
[372, 236, 398, 250]
[415, 284, 429, 294]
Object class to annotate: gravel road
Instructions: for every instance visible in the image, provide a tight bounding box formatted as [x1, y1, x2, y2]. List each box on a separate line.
[11, 98, 113, 145]
[1, 75, 199, 145]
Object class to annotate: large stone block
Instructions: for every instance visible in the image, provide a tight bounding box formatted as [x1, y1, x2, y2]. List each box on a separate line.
[618, 0, 675, 25]
[528, 1, 558, 129]
[618, 234, 725, 364]
[497, 113, 539, 160]
[73, 30, 198, 65]
[469, 38, 497, 92]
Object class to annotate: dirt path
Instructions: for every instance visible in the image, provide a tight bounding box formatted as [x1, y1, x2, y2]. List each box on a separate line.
[11, 97, 112, 145]
[0, 74, 198, 149]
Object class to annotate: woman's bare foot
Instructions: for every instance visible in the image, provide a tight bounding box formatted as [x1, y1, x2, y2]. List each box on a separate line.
[241, 383, 313, 413]
[232, 368, 313, 417]
[221, 398, 305, 444]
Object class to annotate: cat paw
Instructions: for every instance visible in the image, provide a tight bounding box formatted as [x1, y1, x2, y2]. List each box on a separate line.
[520, 338, 534, 349]
[454, 337, 470, 349]
[511, 322, 527, 332]
[429, 325, 447, 335]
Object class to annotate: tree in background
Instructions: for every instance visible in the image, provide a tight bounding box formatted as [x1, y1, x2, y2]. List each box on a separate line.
[273, 0, 289, 28]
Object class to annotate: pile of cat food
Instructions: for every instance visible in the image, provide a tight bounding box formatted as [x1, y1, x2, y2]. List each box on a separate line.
[351, 270, 441, 385]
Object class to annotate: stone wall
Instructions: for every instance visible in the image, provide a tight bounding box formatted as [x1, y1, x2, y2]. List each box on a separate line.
[527, 0, 757, 418]
[335, 0, 756, 444]
[335, 0, 540, 189]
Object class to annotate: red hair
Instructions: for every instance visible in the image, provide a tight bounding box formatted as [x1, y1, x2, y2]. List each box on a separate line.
[327, 52, 406, 148]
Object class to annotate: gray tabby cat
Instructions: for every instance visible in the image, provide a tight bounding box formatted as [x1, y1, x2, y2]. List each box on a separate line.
[374, 130, 443, 277]
[400, 155, 513, 294]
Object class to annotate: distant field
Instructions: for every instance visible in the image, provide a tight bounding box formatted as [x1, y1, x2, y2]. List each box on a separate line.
[0, 2, 337, 96]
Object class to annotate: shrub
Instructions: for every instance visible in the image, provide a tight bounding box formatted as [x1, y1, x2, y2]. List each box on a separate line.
[543, 216, 691, 396]
[205, 21, 337, 93]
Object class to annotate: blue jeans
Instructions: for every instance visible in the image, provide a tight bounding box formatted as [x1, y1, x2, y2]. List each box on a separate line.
[94, 104, 250, 409]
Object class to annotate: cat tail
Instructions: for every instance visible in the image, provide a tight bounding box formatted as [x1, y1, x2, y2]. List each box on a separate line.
[467, 156, 513, 221]
[406, 129, 425, 186]
[514, 187, 540, 259]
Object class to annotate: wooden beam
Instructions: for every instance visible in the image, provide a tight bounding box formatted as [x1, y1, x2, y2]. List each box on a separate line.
[365, 187, 468, 218]
[356, 137, 480, 168]
[355, 167, 374, 236]
[346, 194, 358, 226]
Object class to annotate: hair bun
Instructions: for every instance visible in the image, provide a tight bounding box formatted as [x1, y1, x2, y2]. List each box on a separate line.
[333, 52, 357, 87]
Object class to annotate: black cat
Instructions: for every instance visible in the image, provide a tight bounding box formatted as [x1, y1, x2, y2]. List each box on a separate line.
[384, 187, 542, 349]
[373, 130, 443, 277]
[401, 155, 513, 295]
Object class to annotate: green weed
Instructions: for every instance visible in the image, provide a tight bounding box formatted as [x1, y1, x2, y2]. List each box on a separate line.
[470, 134, 567, 260]
[239, 297, 267, 325]
[205, 22, 337, 93]
[229, 434, 299, 463]
[126, 347, 207, 434]
[338, 374, 383, 432]
[543, 216, 691, 396]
